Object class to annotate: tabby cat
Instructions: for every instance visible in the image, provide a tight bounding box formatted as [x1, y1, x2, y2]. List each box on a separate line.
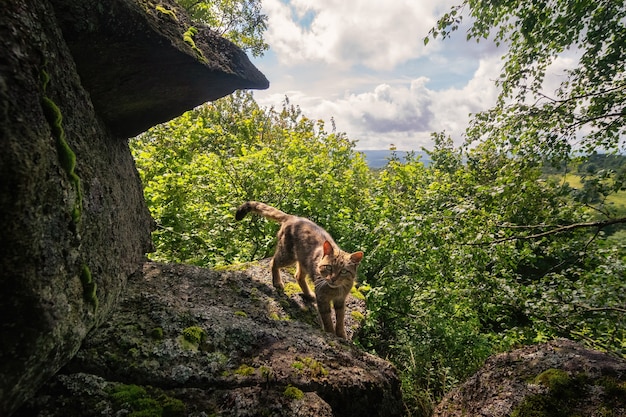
[235, 201, 363, 339]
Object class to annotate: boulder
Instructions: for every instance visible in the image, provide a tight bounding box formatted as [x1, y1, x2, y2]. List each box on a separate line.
[16, 261, 405, 417]
[0, 1, 267, 415]
[434, 339, 626, 417]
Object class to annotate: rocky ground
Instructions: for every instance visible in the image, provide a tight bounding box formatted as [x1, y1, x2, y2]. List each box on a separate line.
[16, 260, 404, 417]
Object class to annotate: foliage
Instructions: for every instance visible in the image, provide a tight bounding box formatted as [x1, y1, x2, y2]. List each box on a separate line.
[131, 92, 370, 266]
[131, 93, 625, 416]
[429, 0, 626, 162]
[175, 0, 268, 57]
[355, 135, 625, 415]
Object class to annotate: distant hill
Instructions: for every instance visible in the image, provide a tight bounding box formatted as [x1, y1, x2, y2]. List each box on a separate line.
[358, 150, 430, 169]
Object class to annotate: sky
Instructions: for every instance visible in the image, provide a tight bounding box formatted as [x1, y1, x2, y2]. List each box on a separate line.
[248, 0, 506, 151]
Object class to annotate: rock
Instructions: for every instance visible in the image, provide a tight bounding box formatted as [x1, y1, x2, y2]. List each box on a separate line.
[434, 339, 626, 417]
[0, 1, 267, 415]
[50, 0, 269, 138]
[16, 261, 405, 417]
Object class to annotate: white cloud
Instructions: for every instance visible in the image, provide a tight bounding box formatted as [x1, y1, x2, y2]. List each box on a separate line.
[323, 78, 434, 133]
[252, 1, 590, 151]
[252, 0, 507, 150]
[262, 0, 458, 71]
[257, 57, 500, 150]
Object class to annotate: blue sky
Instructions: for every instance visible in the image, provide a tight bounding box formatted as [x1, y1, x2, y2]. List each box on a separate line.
[248, 0, 505, 151]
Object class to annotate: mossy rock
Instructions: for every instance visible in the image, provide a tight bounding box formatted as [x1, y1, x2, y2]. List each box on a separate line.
[434, 340, 626, 417]
[109, 383, 185, 417]
[284, 384, 304, 401]
[182, 326, 206, 345]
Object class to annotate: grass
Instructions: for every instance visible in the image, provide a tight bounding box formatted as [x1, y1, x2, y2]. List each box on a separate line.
[607, 191, 626, 207]
[554, 174, 626, 208]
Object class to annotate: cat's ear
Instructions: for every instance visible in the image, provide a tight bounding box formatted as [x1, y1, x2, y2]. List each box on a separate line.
[350, 251, 364, 264]
[323, 240, 334, 256]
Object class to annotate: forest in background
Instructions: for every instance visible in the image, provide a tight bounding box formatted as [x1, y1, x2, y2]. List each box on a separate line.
[131, 1, 626, 415]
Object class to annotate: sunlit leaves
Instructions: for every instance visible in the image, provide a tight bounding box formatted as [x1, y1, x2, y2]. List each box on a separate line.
[131, 92, 370, 265]
[175, 0, 268, 57]
[356, 135, 625, 413]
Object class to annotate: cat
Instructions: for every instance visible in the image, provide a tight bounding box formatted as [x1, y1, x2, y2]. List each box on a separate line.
[235, 201, 363, 339]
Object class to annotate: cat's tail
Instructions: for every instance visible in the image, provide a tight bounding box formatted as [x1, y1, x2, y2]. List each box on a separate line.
[235, 201, 291, 223]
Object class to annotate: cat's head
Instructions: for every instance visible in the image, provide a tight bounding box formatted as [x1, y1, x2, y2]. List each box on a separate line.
[317, 241, 364, 289]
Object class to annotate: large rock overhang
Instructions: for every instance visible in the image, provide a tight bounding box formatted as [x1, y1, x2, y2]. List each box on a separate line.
[50, 0, 269, 138]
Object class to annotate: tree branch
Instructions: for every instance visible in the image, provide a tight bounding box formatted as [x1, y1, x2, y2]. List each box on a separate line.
[466, 216, 626, 245]
[574, 304, 626, 314]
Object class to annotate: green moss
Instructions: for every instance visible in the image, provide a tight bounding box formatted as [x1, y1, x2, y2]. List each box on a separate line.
[512, 369, 588, 417]
[109, 384, 185, 417]
[283, 282, 302, 297]
[80, 264, 98, 310]
[292, 357, 328, 378]
[41, 97, 74, 172]
[234, 364, 256, 376]
[291, 361, 305, 371]
[259, 366, 272, 379]
[182, 326, 206, 345]
[212, 262, 257, 272]
[183, 26, 208, 63]
[183, 36, 195, 48]
[283, 384, 304, 401]
[70, 171, 83, 223]
[150, 327, 164, 340]
[268, 312, 291, 321]
[534, 368, 570, 389]
[40, 68, 50, 91]
[350, 284, 366, 300]
[41, 90, 83, 224]
[234, 310, 247, 318]
[159, 394, 185, 417]
[111, 384, 148, 405]
[351, 310, 365, 321]
[155, 4, 178, 21]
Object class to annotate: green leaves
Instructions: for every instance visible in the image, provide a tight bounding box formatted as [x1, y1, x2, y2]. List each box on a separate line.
[356, 138, 625, 413]
[432, 0, 626, 162]
[175, 0, 268, 57]
[131, 92, 370, 265]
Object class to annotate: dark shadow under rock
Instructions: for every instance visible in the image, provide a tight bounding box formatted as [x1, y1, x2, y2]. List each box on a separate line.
[16, 261, 404, 417]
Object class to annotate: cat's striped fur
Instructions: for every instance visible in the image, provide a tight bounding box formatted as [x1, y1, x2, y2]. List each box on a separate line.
[236, 201, 363, 339]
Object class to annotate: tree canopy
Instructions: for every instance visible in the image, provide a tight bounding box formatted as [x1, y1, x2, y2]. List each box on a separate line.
[429, 0, 626, 160]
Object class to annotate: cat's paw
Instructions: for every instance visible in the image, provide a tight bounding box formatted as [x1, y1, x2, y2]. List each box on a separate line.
[301, 292, 316, 303]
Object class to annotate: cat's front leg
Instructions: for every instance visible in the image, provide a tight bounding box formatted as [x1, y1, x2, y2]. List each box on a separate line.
[295, 263, 315, 302]
[333, 300, 347, 339]
[269, 258, 284, 290]
[317, 299, 335, 334]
